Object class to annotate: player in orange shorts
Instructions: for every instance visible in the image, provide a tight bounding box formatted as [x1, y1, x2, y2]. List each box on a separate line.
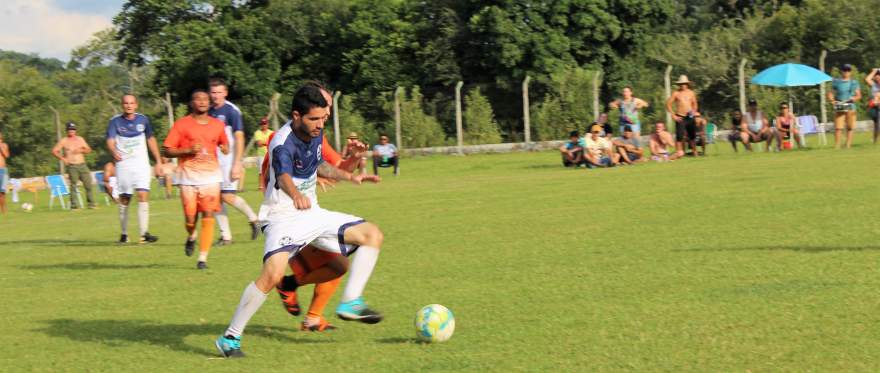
[258, 84, 370, 331]
[163, 89, 229, 270]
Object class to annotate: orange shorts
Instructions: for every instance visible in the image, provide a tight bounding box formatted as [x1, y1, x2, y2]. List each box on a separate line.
[289, 245, 343, 277]
[179, 184, 221, 216]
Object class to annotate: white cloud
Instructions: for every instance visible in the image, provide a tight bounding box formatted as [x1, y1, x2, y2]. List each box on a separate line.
[0, 0, 114, 61]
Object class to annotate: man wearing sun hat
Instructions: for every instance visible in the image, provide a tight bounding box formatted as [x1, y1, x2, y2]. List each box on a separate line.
[828, 63, 861, 149]
[665, 75, 700, 157]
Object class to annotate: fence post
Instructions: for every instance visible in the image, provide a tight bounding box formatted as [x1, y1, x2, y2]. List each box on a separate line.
[455, 81, 464, 154]
[163, 92, 174, 129]
[333, 90, 341, 151]
[664, 65, 672, 127]
[49, 106, 64, 174]
[523, 75, 531, 145]
[819, 50, 828, 126]
[270, 93, 281, 131]
[593, 71, 601, 120]
[739, 58, 748, 114]
[394, 87, 403, 150]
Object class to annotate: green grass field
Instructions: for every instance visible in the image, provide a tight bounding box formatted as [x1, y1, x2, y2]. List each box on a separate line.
[3, 136, 880, 371]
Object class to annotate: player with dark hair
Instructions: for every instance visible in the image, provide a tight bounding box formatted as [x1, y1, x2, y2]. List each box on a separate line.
[216, 84, 384, 358]
[163, 89, 229, 269]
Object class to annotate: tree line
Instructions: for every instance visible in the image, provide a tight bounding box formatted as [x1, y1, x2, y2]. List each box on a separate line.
[3, 0, 880, 177]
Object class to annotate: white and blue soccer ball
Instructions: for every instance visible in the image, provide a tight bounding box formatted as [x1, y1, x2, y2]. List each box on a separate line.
[414, 304, 455, 343]
[21, 202, 33, 212]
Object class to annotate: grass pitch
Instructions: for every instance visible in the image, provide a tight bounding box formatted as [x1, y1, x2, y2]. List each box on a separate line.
[2, 137, 880, 371]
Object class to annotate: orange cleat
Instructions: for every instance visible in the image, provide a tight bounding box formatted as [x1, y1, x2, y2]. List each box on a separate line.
[276, 287, 301, 316]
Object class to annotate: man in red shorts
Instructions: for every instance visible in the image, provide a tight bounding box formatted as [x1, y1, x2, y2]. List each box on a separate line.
[163, 89, 229, 270]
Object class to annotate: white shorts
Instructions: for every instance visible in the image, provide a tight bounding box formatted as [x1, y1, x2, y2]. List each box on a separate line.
[116, 167, 151, 195]
[219, 163, 238, 192]
[262, 208, 365, 262]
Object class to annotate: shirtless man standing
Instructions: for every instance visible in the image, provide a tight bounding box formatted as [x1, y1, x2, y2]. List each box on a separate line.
[52, 122, 96, 209]
[665, 75, 699, 157]
[0, 131, 10, 214]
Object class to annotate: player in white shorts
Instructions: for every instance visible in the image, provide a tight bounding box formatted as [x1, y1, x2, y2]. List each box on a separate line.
[106, 94, 164, 244]
[208, 78, 259, 244]
[216, 84, 384, 358]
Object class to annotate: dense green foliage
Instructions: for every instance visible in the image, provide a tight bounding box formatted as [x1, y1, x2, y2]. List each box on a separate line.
[5, 0, 880, 176]
[4, 138, 880, 370]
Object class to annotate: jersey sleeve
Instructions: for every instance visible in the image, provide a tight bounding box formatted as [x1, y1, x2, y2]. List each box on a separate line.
[230, 109, 244, 133]
[105, 119, 117, 139]
[322, 136, 342, 166]
[272, 144, 294, 181]
[143, 116, 154, 138]
[163, 124, 181, 148]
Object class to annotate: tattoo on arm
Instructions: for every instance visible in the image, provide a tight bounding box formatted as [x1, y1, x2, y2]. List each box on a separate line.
[317, 162, 350, 181]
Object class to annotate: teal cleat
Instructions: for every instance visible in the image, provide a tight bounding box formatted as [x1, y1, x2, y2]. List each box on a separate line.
[215, 335, 245, 358]
[335, 297, 383, 324]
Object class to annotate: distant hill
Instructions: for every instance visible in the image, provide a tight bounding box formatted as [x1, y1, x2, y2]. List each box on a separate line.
[0, 50, 65, 74]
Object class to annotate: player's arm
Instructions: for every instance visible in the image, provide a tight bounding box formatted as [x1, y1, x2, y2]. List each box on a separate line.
[231, 130, 244, 178]
[866, 69, 878, 85]
[317, 162, 379, 185]
[665, 94, 675, 116]
[0, 143, 9, 158]
[690, 94, 698, 112]
[636, 97, 649, 108]
[146, 137, 165, 176]
[853, 87, 862, 102]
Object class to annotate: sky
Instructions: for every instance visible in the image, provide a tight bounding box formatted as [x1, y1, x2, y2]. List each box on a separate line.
[0, 0, 125, 62]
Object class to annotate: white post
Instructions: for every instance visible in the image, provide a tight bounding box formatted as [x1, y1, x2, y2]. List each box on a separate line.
[270, 93, 281, 131]
[523, 76, 531, 145]
[593, 71, 601, 120]
[819, 50, 828, 126]
[664, 65, 672, 127]
[455, 81, 464, 154]
[164, 92, 174, 129]
[49, 106, 64, 174]
[394, 87, 403, 150]
[739, 58, 748, 114]
[333, 91, 341, 151]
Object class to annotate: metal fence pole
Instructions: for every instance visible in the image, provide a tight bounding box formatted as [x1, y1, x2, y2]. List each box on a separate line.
[593, 71, 601, 120]
[819, 50, 828, 126]
[664, 66, 672, 127]
[739, 59, 748, 114]
[395, 87, 403, 149]
[455, 81, 464, 154]
[333, 91, 341, 151]
[49, 106, 64, 174]
[523, 76, 531, 145]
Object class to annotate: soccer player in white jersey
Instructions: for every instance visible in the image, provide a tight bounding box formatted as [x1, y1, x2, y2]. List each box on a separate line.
[215, 85, 384, 358]
[208, 78, 260, 244]
[106, 94, 164, 244]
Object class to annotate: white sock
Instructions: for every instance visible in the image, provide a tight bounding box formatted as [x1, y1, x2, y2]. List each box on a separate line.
[118, 204, 129, 235]
[231, 195, 258, 222]
[138, 202, 149, 236]
[341, 246, 380, 302]
[216, 205, 232, 240]
[198, 252, 208, 262]
[225, 282, 268, 338]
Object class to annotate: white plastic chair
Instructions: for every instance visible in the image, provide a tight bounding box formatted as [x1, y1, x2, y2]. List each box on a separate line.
[796, 115, 826, 147]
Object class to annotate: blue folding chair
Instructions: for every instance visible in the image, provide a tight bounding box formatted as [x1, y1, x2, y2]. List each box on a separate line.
[46, 174, 80, 209]
[93, 171, 110, 205]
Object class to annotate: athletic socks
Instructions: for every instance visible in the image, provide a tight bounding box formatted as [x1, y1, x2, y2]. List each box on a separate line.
[309, 277, 342, 319]
[137, 202, 149, 236]
[341, 246, 380, 302]
[118, 204, 129, 235]
[199, 217, 216, 259]
[216, 205, 232, 241]
[230, 195, 258, 222]
[225, 282, 268, 338]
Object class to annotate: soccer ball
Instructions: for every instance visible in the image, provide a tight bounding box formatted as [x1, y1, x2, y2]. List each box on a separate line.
[21, 203, 33, 212]
[414, 304, 455, 343]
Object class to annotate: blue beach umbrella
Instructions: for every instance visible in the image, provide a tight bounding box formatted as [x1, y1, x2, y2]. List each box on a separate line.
[750, 63, 832, 87]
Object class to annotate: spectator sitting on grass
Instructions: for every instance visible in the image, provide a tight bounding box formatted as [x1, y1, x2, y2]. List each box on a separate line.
[740, 99, 775, 152]
[728, 110, 744, 152]
[372, 134, 399, 176]
[612, 125, 644, 164]
[649, 122, 676, 161]
[559, 130, 585, 167]
[583, 124, 617, 168]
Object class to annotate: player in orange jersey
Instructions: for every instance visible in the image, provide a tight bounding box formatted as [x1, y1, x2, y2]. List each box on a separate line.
[162, 89, 229, 270]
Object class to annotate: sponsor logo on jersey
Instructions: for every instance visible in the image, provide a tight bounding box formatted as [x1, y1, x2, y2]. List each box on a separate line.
[136, 124, 145, 132]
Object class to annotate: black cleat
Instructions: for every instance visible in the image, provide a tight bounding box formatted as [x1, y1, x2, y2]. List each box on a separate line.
[216, 238, 233, 246]
[249, 221, 260, 240]
[140, 232, 159, 244]
[184, 239, 195, 257]
[118, 234, 129, 244]
[197, 261, 208, 270]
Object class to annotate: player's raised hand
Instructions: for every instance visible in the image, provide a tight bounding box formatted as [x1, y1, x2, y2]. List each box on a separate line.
[293, 193, 311, 210]
[352, 174, 381, 185]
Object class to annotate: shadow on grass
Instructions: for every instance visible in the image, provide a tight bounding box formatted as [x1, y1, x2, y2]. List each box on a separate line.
[677, 244, 880, 253]
[1, 239, 119, 247]
[376, 337, 424, 344]
[36, 319, 327, 356]
[523, 164, 566, 170]
[18, 262, 174, 271]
